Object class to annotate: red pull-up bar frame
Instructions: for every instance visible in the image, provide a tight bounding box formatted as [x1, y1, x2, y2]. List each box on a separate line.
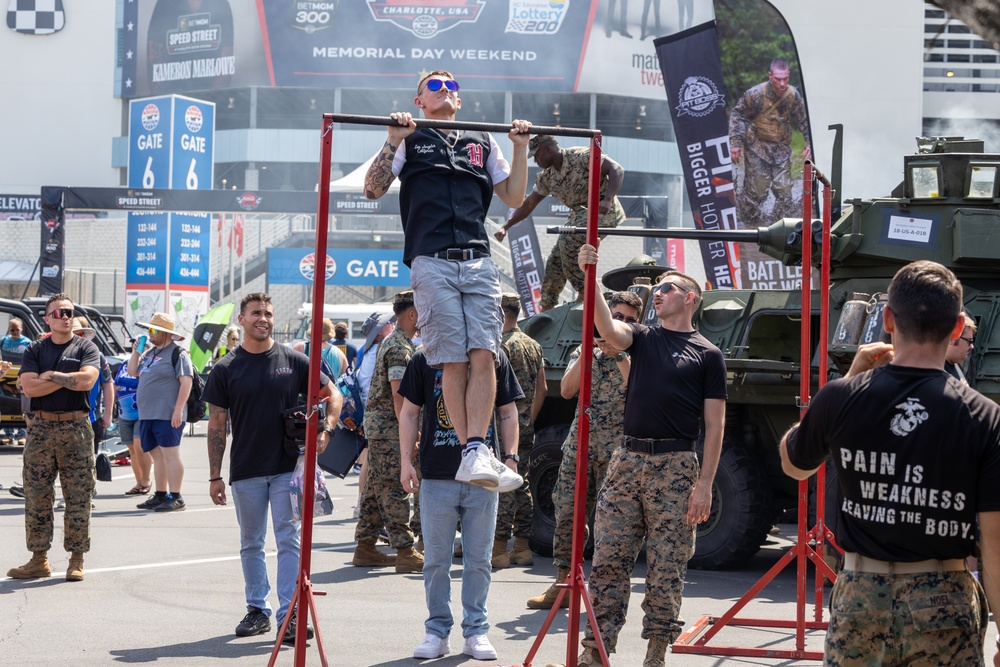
[276, 113, 605, 667]
[671, 160, 839, 661]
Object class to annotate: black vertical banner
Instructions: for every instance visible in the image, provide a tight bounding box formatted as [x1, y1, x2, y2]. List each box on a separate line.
[506, 216, 545, 317]
[39, 186, 66, 297]
[654, 22, 741, 289]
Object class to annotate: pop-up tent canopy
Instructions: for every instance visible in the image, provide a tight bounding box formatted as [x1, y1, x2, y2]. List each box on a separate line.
[328, 155, 400, 193]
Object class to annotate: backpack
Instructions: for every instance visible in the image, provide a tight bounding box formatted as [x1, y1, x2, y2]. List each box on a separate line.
[171, 346, 207, 423]
[335, 368, 365, 433]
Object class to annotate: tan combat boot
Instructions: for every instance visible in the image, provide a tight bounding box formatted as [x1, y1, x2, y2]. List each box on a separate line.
[577, 646, 602, 665]
[395, 545, 424, 573]
[643, 636, 670, 667]
[7, 551, 51, 579]
[510, 536, 533, 566]
[66, 552, 84, 582]
[491, 539, 510, 569]
[527, 567, 570, 609]
[352, 539, 396, 567]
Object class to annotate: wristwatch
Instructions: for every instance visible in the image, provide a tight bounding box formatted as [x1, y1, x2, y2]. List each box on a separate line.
[322, 426, 335, 437]
[503, 453, 520, 463]
[614, 352, 627, 362]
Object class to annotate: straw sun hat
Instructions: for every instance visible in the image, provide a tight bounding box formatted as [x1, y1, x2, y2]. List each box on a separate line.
[137, 312, 186, 341]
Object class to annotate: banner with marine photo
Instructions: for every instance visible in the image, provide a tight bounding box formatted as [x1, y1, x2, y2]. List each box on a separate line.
[653, 1, 813, 289]
[715, 0, 813, 289]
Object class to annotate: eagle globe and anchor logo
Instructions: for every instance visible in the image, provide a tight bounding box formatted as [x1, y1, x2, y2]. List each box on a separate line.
[299, 252, 336, 282]
[675, 76, 725, 118]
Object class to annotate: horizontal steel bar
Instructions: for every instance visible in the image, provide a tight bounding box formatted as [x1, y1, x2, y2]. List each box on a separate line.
[324, 113, 599, 138]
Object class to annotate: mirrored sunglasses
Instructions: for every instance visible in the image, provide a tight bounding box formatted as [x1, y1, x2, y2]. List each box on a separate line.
[425, 79, 459, 93]
[47, 307, 74, 319]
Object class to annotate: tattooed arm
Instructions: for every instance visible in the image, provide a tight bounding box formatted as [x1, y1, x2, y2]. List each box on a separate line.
[21, 366, 100, 397]
[497, 401, 519, 471]
[207, 405, 229, 505]
[364, 112, 416, 200]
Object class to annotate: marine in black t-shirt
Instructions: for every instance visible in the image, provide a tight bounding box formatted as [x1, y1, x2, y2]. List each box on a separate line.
[780, 261, 1000, 666]
[21, 336, 101, 413]
[398, 348, 523, 480]
[622, 324, 728, 439]
[786, 365, 1000, 561]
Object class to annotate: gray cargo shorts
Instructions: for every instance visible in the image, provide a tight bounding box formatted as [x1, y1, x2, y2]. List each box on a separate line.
[411, 255, 502, 366]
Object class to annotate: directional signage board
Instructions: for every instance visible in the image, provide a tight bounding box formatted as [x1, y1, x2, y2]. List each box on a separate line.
[126, 95, 214, 332]
[169, 213, 211, 287]
[171, 100, 215, 192]
[267, 248, 411, 287]
[125, 211, 169, 287]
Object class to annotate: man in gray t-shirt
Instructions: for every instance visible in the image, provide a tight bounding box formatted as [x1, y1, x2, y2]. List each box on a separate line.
[127, 313, 193, 513]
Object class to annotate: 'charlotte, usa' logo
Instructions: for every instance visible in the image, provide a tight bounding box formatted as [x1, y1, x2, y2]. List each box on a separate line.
[675, 76, 725, 118]
[299, 253, 336, 282]
[184, 106, 203, 133]
[366, 0, 484, 39]
[141, 104, 161, 131]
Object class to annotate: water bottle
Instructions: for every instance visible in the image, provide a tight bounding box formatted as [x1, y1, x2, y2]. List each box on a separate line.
[135, 335, 148, 353]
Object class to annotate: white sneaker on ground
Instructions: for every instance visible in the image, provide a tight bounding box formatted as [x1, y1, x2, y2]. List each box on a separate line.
[485, 454, 523, 493]
[413, 633, 450, 659]
[454, 445, 500, 488]
[463, 634, 497, 660]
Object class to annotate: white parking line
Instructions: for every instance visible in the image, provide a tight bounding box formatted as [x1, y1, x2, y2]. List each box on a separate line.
[2, 551, 275, 581]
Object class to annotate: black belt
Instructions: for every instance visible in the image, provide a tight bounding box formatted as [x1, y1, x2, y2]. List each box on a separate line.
[622, 435, 696, 454]
[431, 248, 488, 261]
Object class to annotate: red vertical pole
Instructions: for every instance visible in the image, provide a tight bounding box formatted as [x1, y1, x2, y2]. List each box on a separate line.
[814, 175, 833, 618]
[296, 113, 333, 665]
[564, 134, 604, 667]
[795, 162, 814, 651]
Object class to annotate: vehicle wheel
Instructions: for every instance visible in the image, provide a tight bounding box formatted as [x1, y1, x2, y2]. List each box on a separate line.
[690, 440, 772, 570]
[527, 424, 569, 557]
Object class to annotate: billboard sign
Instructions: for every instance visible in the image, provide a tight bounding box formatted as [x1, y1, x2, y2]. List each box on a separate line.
[120, 0, 716, 100]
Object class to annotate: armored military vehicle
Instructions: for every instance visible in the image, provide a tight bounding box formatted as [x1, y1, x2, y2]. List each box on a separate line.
[522, 137, 1000, 569]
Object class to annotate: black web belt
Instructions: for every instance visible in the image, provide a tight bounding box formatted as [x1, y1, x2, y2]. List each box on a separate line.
[621, 435, 696, 454]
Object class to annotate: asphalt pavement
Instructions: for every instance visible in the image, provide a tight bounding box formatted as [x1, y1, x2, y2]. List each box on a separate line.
[1, 427, 995, 666]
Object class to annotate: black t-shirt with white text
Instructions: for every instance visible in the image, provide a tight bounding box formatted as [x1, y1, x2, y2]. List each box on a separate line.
[398, 349, 523, 479]
[786, 365, 1000, 561]
[622, 324, 727, 439]
[202, 343, 329, 484]
[19, 336, 101, 412]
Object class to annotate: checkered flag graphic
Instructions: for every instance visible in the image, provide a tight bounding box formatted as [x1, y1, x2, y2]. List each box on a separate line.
[6, 0, 65, 35]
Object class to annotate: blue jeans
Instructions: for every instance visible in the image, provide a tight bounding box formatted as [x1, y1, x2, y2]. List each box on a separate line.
[231, 472, 301, 624]
[419, 479, 498, 640]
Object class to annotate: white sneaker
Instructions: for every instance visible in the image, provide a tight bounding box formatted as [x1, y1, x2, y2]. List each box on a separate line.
[413, 633, 450, 659]
[485, 454, 523, 493]
[454, 445, 500, 488]
[463, 634, 497, 661]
